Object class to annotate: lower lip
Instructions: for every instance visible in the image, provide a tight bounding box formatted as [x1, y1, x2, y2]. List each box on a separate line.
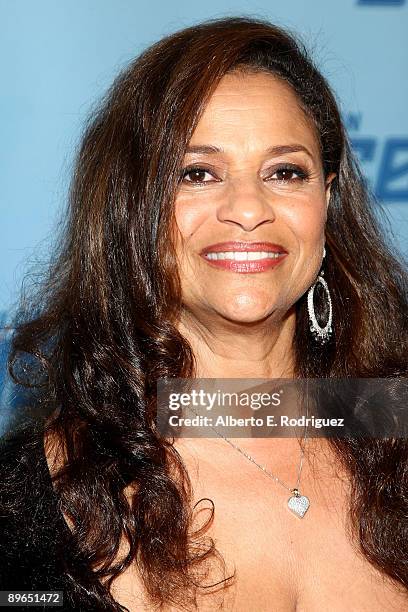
[200, 253, 288, 273]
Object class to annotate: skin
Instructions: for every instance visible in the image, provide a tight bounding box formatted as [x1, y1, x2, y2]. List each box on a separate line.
[166, 79, 408, 610]
[52, 72, 408, 610]
[174, 70, 335, 380]
[45, 73, 408, 609]
[88, 74, 405, 612]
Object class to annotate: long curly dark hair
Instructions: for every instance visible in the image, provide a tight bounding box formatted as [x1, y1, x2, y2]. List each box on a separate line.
[5, 15, 408, 611]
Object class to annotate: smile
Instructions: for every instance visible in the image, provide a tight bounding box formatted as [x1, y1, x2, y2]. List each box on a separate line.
[205, 251, 283, 261]
[201, 251, 287, 273]
[200, 241, 288, 273]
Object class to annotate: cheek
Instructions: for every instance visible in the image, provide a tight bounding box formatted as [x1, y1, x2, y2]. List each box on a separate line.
[283, 192, 327, 242]
[174, 197, 208, 240]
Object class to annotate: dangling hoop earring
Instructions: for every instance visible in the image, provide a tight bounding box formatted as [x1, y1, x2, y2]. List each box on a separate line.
[307, 246, 333, 344]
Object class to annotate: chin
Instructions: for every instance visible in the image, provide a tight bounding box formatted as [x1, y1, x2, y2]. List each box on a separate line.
[223, 312, 272, 325]
[214, 298, 274, 325]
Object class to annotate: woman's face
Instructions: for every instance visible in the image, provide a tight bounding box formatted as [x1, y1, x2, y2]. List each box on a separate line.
[174, 71, 334, 325]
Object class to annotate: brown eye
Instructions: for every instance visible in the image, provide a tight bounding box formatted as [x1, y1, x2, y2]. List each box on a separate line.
[274, 169, 296, 181]
[181, 166, 216, 185]
[269, 165, 309, 183]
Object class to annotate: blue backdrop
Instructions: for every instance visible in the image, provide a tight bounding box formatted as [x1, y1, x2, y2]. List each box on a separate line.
[1, 0, 408, 322]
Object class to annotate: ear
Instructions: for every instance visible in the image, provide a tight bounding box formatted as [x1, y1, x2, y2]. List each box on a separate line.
[325, 173, 336, 211]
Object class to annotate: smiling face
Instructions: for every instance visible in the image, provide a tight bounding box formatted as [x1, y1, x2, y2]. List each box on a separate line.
[173, 70, 334, 326]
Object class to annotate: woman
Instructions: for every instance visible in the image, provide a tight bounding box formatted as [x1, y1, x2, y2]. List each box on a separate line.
[1, 15, 408, 611]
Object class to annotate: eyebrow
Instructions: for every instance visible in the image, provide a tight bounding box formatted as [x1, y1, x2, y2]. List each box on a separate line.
[185, 144, 315, 159]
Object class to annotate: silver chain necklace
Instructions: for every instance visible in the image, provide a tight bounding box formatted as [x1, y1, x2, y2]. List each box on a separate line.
[208, 425, 310, 518]
[184, 389, 311, 518]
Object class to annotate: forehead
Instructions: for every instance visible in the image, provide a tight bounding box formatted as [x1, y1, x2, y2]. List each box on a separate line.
[189, 71, 320, 156]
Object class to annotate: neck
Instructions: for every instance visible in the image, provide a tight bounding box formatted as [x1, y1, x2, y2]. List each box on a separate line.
[177, 305, 296, 379]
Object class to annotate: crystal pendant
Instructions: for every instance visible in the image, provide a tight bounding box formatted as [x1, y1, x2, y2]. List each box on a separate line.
[287, 489, 310, 518]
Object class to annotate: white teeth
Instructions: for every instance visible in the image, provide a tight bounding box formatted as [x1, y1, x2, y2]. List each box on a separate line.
[205, 251, 283, 261]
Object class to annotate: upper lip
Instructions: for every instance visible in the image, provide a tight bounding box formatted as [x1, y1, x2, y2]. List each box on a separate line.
[201, 241, 287, 255]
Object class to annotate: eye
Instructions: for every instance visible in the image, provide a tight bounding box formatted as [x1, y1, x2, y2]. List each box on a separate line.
[180, 166, 218, 185]
[267, 164, 309, 183]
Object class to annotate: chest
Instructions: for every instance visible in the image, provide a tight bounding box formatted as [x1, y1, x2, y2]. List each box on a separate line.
[111, 439, 407, 611]
[168, 439, 408, 611]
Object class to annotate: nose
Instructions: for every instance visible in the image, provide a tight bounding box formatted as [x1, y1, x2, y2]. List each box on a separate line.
[216, 178, 275, 231]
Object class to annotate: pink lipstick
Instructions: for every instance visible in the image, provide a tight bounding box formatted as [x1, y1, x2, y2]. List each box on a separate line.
[200, 241, 288, 273]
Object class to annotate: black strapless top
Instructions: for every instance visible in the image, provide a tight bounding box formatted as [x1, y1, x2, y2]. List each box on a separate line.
[0, 420, 111, 611]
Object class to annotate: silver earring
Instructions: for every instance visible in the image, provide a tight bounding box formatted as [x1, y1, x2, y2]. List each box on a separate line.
[307, 247, 332, 344]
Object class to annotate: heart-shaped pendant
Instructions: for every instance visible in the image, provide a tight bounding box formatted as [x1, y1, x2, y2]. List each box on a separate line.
[287, 489, 310, 518]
